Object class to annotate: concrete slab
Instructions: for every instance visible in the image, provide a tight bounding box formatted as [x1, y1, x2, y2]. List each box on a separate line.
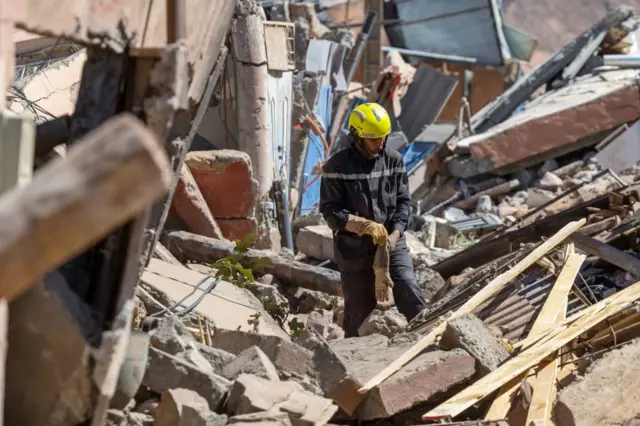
[141, 259, 289, 339]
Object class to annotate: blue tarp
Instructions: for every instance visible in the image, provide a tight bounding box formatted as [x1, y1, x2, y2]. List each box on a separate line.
[403, 142, 439, 172]
[300, 86, 333, 216]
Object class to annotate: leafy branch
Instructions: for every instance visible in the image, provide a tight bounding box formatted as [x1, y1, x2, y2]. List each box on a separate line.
[209, 233, 304, 338]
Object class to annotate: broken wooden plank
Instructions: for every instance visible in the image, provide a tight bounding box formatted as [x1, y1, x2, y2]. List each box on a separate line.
[486, 247, 584, 421]
[570, 232, 640, 278]
[423, 279, 640, 420]
[0, 113, 171, 301]
[167, 231, 341, 295]
[358, 219, 586, 394]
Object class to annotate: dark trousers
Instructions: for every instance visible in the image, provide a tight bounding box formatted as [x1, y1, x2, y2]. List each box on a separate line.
[340, 238, 428, 337]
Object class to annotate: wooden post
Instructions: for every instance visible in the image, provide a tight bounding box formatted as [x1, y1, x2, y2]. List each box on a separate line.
[0, 113, 171, 302]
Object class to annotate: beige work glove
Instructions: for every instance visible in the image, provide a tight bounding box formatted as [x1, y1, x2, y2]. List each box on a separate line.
[373, 241, 394, 303]
[344, 215, 388, 246]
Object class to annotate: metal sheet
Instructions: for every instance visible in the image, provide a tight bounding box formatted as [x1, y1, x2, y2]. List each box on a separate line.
[398, 64, 458, 141]
[595, 119, 640, 173]
[267, 71, 293, 181]
[395, 0, 510, 66]
[503, 24, 538, 62]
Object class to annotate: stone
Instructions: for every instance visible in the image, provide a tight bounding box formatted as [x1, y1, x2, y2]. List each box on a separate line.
[295, 288, 340, 314]
[186, 150, 257, 218]
[306, 310, 344, 341]
[149, 316, 215, 375]
[554, 338, 640, 426]
[296, 225, 335, 262]
[134, 399, 160, 417]
[278, 371, 324, 396]
[106, 410, 154, 426]
[210, 328, 313, 375]
[329, 335, 476, 420]
[357, 308, 407, 338]
[440, 313, 509, 376]
[155, 388, 227, 426]
[222, 346, 280, 381]
[526, 187, 555, 208]
[252, 281, 289, 307]
[143, 347, 231, 412]
[413, 265, 445, 301]
[226, 374, 338, 425]
[537, 159, 559, 177]
[195, 343, 237, 374]
[538, 171, 565, 191]
[228, 412, 293, 425]
[475, 195, 494, 214]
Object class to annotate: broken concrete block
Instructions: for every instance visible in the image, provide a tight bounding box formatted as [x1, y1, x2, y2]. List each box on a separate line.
[306, 310, 344, 341]
[155, 388, 227, 426]
[537, 159, 559, 177]
[195, 343, 236, 374]
[357, 308, 407, 338]
[186, 150, 257, 218]
[554, 338, 640, 426]
[134, 398, 160, 417]
[295, 288, 341, 314]
[143, 347, 231, 412]
[526, 187, 555, 208]
[278, 370, 324, 396]
[142, 260, 290, 339]
[329, 335, 475, 420]
[538, 171, 565, 191]
[106, 410, 154, 426]
[296, 225, 335, 262]
[226, 374, 338, 426]
[440, 313, 509, 375]
[228, 412, 293, 425]
[211, 328, 313, 375]
[413, 264, 445, 301]
[222, 346, 280, 381]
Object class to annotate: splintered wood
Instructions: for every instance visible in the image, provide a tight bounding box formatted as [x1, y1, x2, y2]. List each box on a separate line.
[423, 280, 640, 420]
[0, 113, 171, 301]
[358, 219, 586, 394]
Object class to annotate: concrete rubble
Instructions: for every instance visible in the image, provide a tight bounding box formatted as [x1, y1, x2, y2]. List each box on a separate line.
[7, 1, 640, 426]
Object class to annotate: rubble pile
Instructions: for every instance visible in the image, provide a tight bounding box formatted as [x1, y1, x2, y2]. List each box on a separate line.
[6, 1, 640, 426]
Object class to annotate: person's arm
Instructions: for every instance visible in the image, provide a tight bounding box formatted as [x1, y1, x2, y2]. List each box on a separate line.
[389, 158, 411, 237]
[319, 160, 350, 231]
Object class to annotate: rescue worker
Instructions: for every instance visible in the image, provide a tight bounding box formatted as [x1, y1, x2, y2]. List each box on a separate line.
[319, 102, 428, 337]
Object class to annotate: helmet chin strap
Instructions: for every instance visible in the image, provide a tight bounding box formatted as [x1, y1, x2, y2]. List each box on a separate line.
[352, 132, 388, 159]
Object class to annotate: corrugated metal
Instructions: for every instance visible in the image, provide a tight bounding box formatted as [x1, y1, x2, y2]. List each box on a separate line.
[397, 64, 458, 141]
[267, 71, 294, 181]
[395, 0, 510, 66]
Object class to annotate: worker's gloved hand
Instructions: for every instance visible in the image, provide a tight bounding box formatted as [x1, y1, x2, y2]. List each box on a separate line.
[345, 215, 388, 245]
[388, 230, 401, 250]
[373, 241, 394, 303]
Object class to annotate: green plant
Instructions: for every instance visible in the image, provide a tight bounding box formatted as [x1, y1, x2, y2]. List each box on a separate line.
[210, 233, 304, 337]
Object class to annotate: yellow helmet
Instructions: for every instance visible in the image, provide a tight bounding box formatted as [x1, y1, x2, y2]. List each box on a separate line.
[348, 102, 391, 139]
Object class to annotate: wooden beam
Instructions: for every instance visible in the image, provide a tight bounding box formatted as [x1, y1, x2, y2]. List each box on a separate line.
[570, 232, 640, 278]
[423, 279, 640, 420]
[0, 113, 171, 302]
[358, 219, 586, 394]
[486, 247, 584, 422]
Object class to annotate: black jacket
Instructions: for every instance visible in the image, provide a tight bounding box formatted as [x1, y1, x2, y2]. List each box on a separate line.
[319, 143, 412, 272]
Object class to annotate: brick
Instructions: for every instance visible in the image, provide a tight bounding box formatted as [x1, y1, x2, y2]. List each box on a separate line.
[222, 346, 280, 381]
[217, 218, 258, 241]
[143, 347, 231, 412]
[226, 374, 338, 426]
[554, 338, 640, 426]
[155, 388, 227, 426]
[211, 328, 313, 376]
[440, 313, 509, 376]
[329, 335, 476, 420]
[186, 150, 257, 218]
[172, 165, 223, 239]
